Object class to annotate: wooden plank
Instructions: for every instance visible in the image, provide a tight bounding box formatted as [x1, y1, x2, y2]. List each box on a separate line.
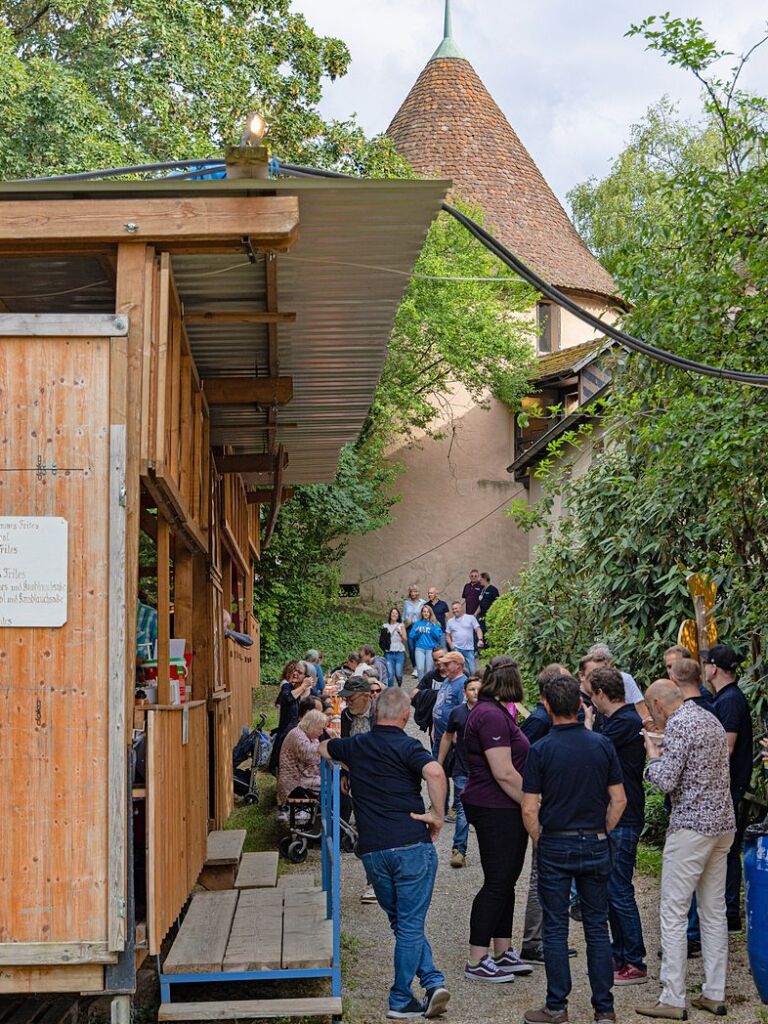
[282, 896, 332, 969]
[234, 852, 279, 889]
[107, 422, 127, 952]
[158, 998, 343, 1022]
[246, 487, 294, 504]
[0, 197, 300, 243]
[0, 944, 117, 967]
[154, 253, 171, 468]
[156, 515, 171, 705]
[276, 873, 318, 891]
[222, 890, 282, 971]
[202, 377, 293, 406]
[163, 891, 238, 974]
[0, 966, 102, 994]
[262, 443, 285, 548]
[206, 830, 246, 866]
[184, 311, 296, 325]
[0, 314, 128, 336]
[214, 452, 288, 475]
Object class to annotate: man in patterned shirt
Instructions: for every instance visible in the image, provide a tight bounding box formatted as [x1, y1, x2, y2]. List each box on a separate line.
[636, 680, 735, 1021]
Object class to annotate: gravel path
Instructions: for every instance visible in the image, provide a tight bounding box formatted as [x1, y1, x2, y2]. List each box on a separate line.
[336, 688, 765, 1024]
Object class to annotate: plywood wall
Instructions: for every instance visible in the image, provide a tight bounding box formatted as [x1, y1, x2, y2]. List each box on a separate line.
[0, 336, 111, 952]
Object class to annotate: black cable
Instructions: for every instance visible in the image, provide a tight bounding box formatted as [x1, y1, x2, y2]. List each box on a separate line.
[11, 158, 224, 183]
[274, 160, 768, 389]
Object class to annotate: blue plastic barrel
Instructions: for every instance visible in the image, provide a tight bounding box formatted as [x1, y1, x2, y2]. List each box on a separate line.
[745, 821, 768, 1004]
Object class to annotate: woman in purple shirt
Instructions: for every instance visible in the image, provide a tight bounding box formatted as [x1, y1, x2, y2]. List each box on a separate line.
[461, 657, 532, 984]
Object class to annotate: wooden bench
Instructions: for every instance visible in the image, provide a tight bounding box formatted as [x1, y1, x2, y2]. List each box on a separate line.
[197, 829, 247, 890]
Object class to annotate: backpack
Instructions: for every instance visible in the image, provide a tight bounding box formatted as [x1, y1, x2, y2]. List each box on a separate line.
[379, 625, 392, 653]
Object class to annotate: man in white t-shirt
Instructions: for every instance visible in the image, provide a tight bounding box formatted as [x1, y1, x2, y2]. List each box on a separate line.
[580, 644, 652, 726]
[445, 601, 483, 673]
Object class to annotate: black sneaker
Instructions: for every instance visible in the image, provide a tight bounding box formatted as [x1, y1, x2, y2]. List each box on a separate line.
[520, 946, 577, 964]
[386, 1000, 427, 1020]
[687, 940, 701, 959]
[424, 987, 451, 1019]
[465, 955, 516, 983]
[569, 901, 582, 922]
[727, 916, 742, 932]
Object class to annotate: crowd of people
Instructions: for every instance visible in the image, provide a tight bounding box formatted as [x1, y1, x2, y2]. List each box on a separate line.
[306, 632, 756, 1023]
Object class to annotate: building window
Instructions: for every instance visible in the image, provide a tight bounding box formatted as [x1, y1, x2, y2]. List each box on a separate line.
[536, 302, 560, 355]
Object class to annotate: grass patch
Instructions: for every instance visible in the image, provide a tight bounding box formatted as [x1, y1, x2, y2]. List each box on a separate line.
[226, 771, 282, 852]
[636, 842, 663, 878]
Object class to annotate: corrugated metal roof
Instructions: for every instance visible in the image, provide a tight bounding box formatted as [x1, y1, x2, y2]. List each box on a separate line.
[0, 176, 449, 483]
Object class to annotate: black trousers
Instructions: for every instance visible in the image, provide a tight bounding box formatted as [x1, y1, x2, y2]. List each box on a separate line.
[463, 802, 528, 947]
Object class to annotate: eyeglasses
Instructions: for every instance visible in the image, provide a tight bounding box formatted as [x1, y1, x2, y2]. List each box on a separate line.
[370, 687, 382, 694]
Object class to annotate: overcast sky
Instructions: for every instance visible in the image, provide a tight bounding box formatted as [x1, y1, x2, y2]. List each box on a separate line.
[291, 0, 768, 207]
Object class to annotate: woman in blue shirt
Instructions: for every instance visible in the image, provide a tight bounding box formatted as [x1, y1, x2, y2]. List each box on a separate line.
[409, 605, 445, 682]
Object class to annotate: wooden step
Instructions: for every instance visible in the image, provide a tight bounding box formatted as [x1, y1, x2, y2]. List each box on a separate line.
[164, 890, 238, 974]
[158, 997, 343, 1021]
[206, 829, 246, 865]
[282, 891, 332, 969]
[222, 889, 283, 972]
[277, 870, 317, 890]
[234, 851, 279, 889]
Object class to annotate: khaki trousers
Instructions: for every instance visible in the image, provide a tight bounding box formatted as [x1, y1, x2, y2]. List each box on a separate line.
[660, 828, 733, 1007]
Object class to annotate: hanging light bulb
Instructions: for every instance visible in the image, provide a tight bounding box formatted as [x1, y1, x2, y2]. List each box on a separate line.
[241, 111, 268, 146]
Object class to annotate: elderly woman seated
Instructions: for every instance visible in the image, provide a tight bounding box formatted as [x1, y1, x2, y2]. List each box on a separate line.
[277, 708, 327, 806]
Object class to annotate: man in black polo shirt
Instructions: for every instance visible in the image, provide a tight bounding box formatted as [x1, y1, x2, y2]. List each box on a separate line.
[521, 676, 627, 1024]
[585, 666, 647, 986]
[321, 687, 450, 1021]
[704, 644, 753, 930]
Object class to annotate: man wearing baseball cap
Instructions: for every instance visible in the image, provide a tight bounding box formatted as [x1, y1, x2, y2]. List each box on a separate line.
[703, 644, 753, 931]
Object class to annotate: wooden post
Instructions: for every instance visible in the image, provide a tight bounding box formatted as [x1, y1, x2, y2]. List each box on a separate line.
[156, 516, 171, 705]
[694, 595, 713, 693]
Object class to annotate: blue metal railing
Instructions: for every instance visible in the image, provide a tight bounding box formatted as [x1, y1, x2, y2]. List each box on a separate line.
[159, 761, 342, 1005]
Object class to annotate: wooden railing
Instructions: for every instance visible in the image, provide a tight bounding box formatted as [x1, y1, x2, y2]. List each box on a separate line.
[145, 702, 208, 954]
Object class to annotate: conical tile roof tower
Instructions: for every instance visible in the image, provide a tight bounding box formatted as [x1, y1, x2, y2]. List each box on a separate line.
[387, 1, 616, 298]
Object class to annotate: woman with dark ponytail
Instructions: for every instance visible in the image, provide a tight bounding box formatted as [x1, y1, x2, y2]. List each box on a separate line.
[461, 656, 533, 983]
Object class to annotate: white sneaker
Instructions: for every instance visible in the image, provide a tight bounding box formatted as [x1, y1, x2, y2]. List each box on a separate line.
[361, 886, 378, 904]
[411, 669, 418, 677]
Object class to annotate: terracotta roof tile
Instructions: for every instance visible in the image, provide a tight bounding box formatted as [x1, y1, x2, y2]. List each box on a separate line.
[387, 57, 616, 297]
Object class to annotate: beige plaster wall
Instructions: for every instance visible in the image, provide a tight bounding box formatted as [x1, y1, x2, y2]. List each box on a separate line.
[343, 392, 529, 611]
[561, 296, 618, 350]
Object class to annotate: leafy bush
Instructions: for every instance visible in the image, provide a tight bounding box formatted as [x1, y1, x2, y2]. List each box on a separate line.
[260, 605, 383, 686]
[641, 784, 670, 849]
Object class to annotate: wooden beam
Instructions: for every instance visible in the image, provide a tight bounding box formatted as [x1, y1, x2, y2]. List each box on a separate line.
[203, 376, 293, 405]
[184, 311, 296, 325]
[0, 196, 300, 244]
[0, 313, 128, 336]
[262, 444, 286, 548]
[156, 515, 171, 705]
[215, 452, 288, 475]
[246, 487, 294, 505]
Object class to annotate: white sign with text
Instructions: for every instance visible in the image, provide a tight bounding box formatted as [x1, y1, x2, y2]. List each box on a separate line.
[0, 517, 68, 627]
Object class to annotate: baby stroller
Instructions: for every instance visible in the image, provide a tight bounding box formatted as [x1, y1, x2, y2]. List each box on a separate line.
[278, 789, 359, 863]
[233, 714, 272, 805]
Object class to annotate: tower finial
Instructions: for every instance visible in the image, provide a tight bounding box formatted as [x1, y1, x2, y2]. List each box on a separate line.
[431, 0, 465, 60]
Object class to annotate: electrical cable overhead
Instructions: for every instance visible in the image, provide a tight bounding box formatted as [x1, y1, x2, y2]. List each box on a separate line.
[275, 160, 768, 389]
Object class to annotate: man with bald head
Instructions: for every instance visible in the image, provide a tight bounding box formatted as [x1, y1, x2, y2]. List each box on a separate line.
[636, 680, 735, 1021]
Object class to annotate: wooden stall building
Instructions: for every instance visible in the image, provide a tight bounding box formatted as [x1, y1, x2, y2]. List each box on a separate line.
[0, 170, 447, 1000]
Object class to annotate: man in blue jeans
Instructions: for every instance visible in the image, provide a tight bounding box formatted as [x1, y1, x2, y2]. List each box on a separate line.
[320, 687, 450, 1020]
[521, 675, 627, 1024]
[584, 665, 648, 985]
[437, 675, 480, 868]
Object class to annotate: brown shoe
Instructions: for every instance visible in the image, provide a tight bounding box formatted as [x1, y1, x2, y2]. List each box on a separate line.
[635, 1003, 687, 1021]
[595, 1015, 616, 1024]
[691, 995, 726, 1017]
[524, 1009, 568, 1024]
[449, 849, 466, 868]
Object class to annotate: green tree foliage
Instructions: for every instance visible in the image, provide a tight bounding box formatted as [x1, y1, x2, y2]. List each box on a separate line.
[260, 204, 535, 651]
[0, 0, 408, 177]
[492, 15, 768, 742]
[366, 202, 535, 446]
